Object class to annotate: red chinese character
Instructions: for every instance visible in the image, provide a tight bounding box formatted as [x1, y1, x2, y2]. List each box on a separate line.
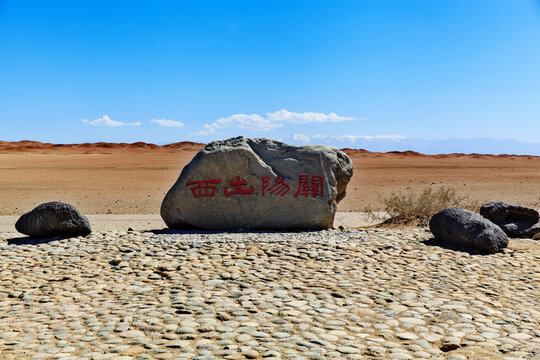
[310, 175, 324, 197]
[224, 176, 255, 197]
[261, 176, 291, 197]
[293, 175, 324, 198]
[293, 174, 311, 197]
[186, 179, 222, 198]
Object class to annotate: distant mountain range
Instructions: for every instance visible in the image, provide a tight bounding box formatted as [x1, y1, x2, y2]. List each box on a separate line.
[1, 137, 539, 156]
[318, 137, 540, 156]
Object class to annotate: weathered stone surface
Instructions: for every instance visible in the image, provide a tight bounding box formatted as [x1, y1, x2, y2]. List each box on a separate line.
[429, 207, 508, 254]
[15, 202, 91, 237]
[480, 201, 540, 238]
[161, 136, 353, 230]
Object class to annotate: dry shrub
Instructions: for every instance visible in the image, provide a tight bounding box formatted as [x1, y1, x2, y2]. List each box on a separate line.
[365, 187, 480, 226]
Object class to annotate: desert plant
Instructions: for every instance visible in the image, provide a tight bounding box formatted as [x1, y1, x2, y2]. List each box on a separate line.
[365, 187, 481, 226]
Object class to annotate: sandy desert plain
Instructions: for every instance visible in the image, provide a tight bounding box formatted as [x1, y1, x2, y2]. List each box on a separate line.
[0, 140, 538, 360]
[1, 140, 540, 216]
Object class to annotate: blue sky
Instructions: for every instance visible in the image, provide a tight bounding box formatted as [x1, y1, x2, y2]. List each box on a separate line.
[1, 1, 539, 153]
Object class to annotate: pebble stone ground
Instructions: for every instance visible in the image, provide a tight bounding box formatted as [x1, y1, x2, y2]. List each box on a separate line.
[0, 228, 538, 360]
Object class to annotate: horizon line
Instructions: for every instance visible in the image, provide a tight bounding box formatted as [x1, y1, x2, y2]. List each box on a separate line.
[1, 139, 539, 158]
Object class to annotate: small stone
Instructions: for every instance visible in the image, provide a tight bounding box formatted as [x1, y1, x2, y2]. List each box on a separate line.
[365, 346, 387, 356]
[396, 332, 419, 340]
[389, 353, 413, 360]
[166, 340, 188, 349]
[509, 333, 532, 340]
[249, 330, 270, 338]
[243, 349, 259, 359]
[262, 350, 281, 357]
[337, 346, 360, 354]
[236, 334, 252, 343]
[440, 344, 460, 352]
[119, 330, 145, 338]
[8, 291, 22, 298]
[220, 272, 232, 280]
[175, 327, 196, 334]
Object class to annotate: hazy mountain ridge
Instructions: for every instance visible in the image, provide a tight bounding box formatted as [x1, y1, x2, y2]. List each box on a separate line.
[321, 137, 540, 156]
[1, 138, 539, 157]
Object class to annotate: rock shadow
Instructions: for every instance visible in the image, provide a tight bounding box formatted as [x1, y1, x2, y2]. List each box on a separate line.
[422, 237, 493, 255]
[6, 235, 70, 245]
[148, 228, 325, 235]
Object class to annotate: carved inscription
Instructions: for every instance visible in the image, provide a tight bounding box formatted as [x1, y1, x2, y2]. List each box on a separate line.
[186, 175, 324, 199]
[224, 176, 255, 197]
[186, 179, 222, 198]
[261, 176, 291, 197]
[293, 175, 324, 198]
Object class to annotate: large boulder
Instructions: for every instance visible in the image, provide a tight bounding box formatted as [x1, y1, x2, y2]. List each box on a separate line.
[429, 207, 508, 254]
[480, 201, 540, 238]
[161, 136, 353, 230]
[16, 202, 92, 238]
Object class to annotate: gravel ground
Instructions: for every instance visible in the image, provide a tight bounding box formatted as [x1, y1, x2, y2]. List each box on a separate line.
[0, 229, 538, 360]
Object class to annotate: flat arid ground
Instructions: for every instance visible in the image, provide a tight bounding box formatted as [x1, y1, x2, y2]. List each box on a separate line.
[0, 141, 538, 360]
[1, 140, 540, 216]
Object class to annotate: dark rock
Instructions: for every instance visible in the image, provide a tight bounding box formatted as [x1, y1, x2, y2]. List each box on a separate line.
[440, 344, 460, 352]
[480, 201, 540, 238]
[161, 136, 353, 230]
[497, 221, 540, 238]
[480, 201, 539, 223]
[15, 202, 91, 238]
[429, 207, 508, 254]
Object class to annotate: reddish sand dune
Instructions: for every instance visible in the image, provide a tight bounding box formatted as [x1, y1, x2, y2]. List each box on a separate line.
[0, 140, 204, 153]
[1, 141, 539, 215]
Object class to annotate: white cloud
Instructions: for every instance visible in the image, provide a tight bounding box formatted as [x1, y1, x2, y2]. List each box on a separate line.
[293, 134, 311, 143]
[82, 115, 141, 127]
[150, 118, 185, 128]
[192, 109, 357, 135]
[313, 134, 405, 142]
[267, 109, 356, 124]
